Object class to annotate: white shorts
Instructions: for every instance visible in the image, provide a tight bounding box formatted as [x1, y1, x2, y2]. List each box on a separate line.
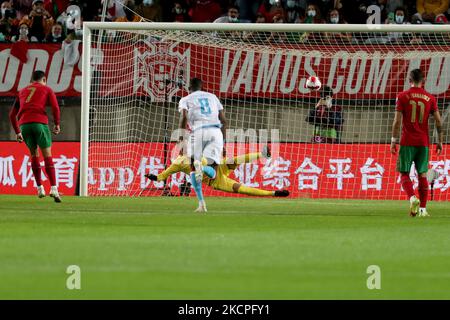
[188, 127, 223, 165]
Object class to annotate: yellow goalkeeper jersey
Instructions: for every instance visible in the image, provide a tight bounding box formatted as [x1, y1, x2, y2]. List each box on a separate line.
[156, 153, 262, 193]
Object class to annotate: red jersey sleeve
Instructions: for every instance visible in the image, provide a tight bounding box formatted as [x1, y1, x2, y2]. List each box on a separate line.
[47, 87, 61, 125]
[430, 96, 438, 114]
[9, 98, 20, 134]
[395, 93, 405, 112]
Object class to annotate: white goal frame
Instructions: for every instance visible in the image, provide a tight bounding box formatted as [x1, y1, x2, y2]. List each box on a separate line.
[80, 22, 450, 197]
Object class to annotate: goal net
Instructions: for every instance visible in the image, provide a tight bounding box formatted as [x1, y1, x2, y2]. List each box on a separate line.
[81, 22, 450, 200]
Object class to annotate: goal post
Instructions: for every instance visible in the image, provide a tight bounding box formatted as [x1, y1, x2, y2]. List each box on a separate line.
[80, 22, 450, 199]
[80, 25, 92, 197]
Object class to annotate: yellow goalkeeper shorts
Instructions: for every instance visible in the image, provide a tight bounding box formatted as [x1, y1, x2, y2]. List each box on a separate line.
[205, 165, 237, 193]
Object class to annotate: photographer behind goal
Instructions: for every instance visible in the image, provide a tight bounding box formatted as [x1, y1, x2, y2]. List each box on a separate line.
[306, 85, 344, 143]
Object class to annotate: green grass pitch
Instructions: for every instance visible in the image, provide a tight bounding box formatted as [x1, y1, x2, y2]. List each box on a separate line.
[0, 195, 450, 299]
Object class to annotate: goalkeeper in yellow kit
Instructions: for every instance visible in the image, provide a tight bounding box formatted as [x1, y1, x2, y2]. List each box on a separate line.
[145, 146, 289, 197]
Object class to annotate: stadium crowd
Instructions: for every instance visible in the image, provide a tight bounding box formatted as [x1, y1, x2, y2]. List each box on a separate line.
[0, 0, 449, 43]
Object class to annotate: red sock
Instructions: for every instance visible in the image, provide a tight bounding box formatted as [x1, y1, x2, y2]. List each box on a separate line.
[418, 176, 428, 209]
[31, 156, 42, 186]
[44, 156, 56, 186]
[400, 173, 415, 199]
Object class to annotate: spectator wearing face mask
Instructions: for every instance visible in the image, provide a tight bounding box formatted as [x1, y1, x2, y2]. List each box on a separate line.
[328, 8, 342, 24]
[136, 0, 162, 21]
[46, 22, 65, 43]
[385, 7, 414, 44]
[386, 6, 409, 24]
[11, 21, 38, 42]
[285, 0, 304, 23]
[257, 0, 286, 23]
[171, 1, 190, 22]
[325, 8, 352, 44]
[213, 5, 243, 40]
[301, 3, 324, 23]
[213, 5, 240, 23]
[299, 3, 324, 43]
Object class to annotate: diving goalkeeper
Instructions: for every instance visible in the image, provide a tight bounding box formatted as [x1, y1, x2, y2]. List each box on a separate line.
[145, 147, 289, 197]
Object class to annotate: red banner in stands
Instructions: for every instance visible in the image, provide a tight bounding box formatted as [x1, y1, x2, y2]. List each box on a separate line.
[1, 142, 449, 200]
[0, 44, 82, 97]
[1, 43, 449, 99]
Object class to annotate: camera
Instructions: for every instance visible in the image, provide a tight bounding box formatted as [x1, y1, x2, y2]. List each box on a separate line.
[4, 9, 17, 19]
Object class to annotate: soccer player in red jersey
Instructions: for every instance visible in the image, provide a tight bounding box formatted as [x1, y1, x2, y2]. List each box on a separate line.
[9, 70, 62, 202]
[391, 69, 443, 217]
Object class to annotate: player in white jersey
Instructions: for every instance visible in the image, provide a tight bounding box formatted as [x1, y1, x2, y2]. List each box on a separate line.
[179, 78, 227, 212]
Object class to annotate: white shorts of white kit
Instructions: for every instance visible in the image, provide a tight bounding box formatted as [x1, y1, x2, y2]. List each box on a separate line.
[188, 126, 223, 165]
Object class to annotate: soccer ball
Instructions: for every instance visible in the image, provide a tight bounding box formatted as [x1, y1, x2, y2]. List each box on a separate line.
[306, 76, 321, 91]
